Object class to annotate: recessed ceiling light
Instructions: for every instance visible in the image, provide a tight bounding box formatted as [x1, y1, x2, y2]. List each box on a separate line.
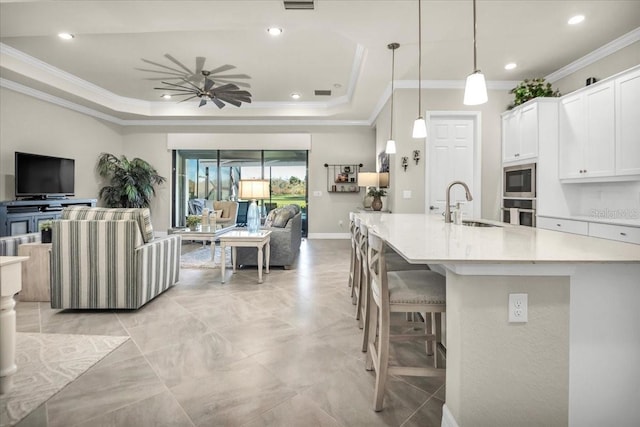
[568, 15, 585, 25]
[161, 94, 172, 99]
[504, 63, 517, 70]
[58, 33, 74, 40]
[290, 93, 301, 100]
[267, 27, 283, 36]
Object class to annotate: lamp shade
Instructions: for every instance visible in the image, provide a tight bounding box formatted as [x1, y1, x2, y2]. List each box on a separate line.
[412, 117, 427, 138]
[378, 172, 389, 188]
[358, 172, 379, 188]
[464, 71, 488, 105]
[239, 179, 270, 199]
[385, 139, 396, 154]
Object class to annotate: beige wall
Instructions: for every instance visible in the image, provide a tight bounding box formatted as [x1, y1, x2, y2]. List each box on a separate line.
[375, 88, 512, 220]
[0, 88, 123, 201]
[553, 41, 640, 95]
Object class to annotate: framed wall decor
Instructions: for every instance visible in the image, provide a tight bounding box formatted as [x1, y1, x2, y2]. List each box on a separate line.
[378, 151, 389, 173]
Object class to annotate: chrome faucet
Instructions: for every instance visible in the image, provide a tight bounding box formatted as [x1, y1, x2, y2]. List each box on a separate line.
[445, 181, 473, 223]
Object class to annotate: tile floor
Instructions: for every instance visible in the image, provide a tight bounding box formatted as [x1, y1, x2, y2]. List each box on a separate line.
[14, 239, 445, 427]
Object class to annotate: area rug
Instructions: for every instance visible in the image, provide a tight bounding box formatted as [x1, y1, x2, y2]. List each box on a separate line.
[180, 242, 232, 269]
[0, 333, 129, 427]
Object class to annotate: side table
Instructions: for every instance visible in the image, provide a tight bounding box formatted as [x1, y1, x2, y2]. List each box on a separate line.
[17, 242, 52, 302]
[1, 256, 28, 394]
[219, 230, 271, 284]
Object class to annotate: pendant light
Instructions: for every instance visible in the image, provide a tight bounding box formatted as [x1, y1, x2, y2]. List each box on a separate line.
[412, 0, 427, 139]
[463, 0, 488, 105]
[386, 43, 400, 154]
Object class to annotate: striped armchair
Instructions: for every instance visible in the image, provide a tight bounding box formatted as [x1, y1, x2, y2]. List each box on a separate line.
[50, 207, 181, 309]
[0, 232, 40, 256]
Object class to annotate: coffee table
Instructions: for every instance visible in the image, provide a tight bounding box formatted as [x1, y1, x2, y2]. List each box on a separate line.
[170, 224, 235, 260]
[219, 229, 271, 284]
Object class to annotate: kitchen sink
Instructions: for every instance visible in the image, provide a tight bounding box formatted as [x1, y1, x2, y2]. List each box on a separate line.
[461, 220, 499, 227]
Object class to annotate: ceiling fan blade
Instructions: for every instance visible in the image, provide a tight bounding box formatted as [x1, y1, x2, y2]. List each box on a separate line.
[212, 79, 251, 88]
[216, 95, 242, 107]
[178, 95, 199, 103]
[154, 87, 197, 93]
[213, 74, 251, 80]
[234, 96, 252, 103]
[194, 56, 206, 75]
[204, 78, 214, 92]
[199, 98, 208, 107]
[212, 98, 226, 109]
[140, 58, 187, 75]
[164, 54, 194, 74]
[208, 64, 236, 75]
[212, 83, 238, 92]
[135, 68, 186, 77]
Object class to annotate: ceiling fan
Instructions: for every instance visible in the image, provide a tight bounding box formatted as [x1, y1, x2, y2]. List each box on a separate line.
[140, 54, 252, 108]
[155, 70, 252, 108]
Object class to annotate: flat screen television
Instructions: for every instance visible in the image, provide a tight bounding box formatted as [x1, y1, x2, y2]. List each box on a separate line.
[15, 152, 75, 198]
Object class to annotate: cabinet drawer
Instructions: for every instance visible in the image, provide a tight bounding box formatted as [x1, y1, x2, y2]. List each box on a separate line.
[537, 217, 588, 235]
[588, 223, 640, 245]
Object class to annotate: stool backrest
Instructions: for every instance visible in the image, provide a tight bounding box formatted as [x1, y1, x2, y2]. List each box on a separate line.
[358, 222, 369, 286]
[367, 230, 388, 307]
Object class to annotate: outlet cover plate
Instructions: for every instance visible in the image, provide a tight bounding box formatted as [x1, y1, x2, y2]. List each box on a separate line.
[508, 293, 528, 323]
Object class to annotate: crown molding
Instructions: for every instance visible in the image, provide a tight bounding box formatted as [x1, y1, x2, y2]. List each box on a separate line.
[545, 27, 640, 83]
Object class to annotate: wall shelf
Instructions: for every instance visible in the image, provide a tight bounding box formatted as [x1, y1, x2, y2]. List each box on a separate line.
[324, 163, 363, 193]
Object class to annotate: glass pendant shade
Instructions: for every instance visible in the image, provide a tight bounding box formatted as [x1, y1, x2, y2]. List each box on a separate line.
[385, 139, 396, 154]
[463, 71, 488, 105]
[412, 117, 427, 138]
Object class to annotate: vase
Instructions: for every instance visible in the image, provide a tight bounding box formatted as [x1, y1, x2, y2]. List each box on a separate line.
[371, 196, 383, 211]
[41, 229, 52, 243]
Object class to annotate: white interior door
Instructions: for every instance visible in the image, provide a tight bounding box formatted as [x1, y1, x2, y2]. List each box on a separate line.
[427, 117, 476, 218]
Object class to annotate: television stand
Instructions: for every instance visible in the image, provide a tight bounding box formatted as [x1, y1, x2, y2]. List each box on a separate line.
[0, 198, 97, 237]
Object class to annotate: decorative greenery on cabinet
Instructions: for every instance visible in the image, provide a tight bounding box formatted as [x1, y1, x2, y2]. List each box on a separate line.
[509, 78, 560, 109]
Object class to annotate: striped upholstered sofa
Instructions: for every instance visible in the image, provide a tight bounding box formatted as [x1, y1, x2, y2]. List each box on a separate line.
[50, 206, 181, 309]
[0, 232, 40, 256]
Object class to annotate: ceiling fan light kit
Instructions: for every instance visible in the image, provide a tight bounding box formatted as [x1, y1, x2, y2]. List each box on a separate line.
[386, 42, 400, 155]
[463, 0, 488, 106]
[413, 0, 427, 139]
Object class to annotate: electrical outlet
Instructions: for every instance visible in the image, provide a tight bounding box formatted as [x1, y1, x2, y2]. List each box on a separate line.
[313, 190, 322, 197]
[338, 220, 344, 227]
[508, 293, 528, 323]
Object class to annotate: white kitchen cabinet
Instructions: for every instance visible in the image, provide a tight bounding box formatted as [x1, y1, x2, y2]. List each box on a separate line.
[502, 102, 539, 163]
[537, 216, 588, 235]
[588, 222, 640, 245]
[559, 81, 615, 180]
[615, 67, 640, 176]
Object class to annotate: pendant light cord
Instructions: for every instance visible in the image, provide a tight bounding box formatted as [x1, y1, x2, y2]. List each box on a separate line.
[472, 0, 477, 71]
[390, 46, 395, 139]
[417, 0, 422, 116]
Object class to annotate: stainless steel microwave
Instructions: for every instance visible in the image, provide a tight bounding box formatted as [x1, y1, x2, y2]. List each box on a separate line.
[504, 163, 536, 198]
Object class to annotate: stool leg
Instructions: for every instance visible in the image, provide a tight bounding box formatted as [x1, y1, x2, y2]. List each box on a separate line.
[365, 302, 377, 371]
[424, 312, 434, 356]
[373, 304, 390, 411]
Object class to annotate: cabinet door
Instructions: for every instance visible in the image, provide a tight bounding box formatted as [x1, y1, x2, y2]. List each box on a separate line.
[518, 103, 538, 160]
[559, 93, 585, 179]
[502, 110, 520, 162]
[7, 214, 35, 235]
[616, 68, 640, 176]
[584, 82, 615, 177]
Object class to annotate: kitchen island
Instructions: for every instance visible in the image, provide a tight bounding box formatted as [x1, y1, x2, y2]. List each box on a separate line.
[356, 213, 640, 427]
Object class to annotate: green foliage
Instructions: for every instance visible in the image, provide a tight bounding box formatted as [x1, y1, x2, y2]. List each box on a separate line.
[186, 215, 201, 228]
[367, 188, 387, 198]
[39, 220, 53, 231]
[509, 78, 560, 109]
[97, 153, 166, 208]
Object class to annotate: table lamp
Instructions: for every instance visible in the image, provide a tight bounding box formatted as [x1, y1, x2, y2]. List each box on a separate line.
[358, 172, 379, 208]
[239, 179, 270, 233]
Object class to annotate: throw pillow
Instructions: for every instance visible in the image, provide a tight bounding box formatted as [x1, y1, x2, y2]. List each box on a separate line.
[272, 209, 294, 228]
[264, 208, 280, 228]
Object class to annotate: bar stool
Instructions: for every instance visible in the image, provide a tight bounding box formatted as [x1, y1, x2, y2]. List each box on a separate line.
[364, 229, 446, 412]
[348, 212, 357, 293]
[352, 216, 366, 313]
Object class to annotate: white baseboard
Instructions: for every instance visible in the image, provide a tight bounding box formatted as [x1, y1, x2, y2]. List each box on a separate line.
[441, 404, 459, 427]
[306, 233, 350, 239]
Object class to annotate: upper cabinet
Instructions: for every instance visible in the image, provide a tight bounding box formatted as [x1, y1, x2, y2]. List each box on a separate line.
[559, 81, 615, 179]
[615, 68, 640, 176]
[502, 102, 539, 164]
[558, 66, 640, 182]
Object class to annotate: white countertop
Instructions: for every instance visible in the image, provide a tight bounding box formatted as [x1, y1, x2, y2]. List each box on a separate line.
[355, 213, 640, 264]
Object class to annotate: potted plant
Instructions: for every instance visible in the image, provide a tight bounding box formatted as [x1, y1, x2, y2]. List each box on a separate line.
[186, 215, 201, 231]
[508, 78, 561, 109]
[97, 153, 166, 208]
[39, 220, 53, 243]
[367, 188, 387, 211]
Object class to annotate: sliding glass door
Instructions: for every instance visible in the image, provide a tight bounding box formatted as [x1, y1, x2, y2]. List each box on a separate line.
[173, 149, 308, 236]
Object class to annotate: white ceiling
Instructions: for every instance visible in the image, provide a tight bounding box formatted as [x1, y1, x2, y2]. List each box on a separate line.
[1, 0, 639, 123]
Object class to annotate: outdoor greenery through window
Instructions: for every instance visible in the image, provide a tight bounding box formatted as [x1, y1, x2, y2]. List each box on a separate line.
[173, 149, 308, 236]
